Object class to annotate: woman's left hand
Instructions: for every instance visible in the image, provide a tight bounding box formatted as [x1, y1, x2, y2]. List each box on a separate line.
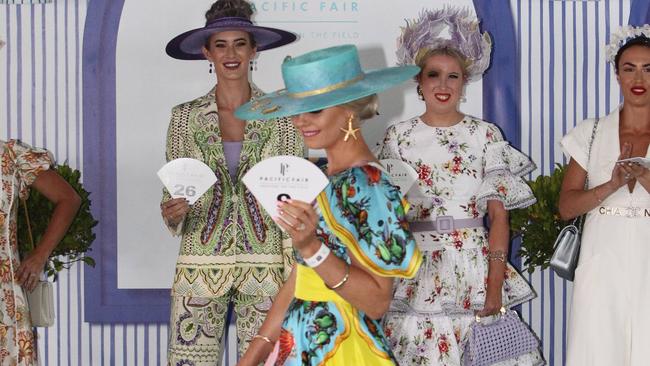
[477, 286, 503, 317]
[274, 200, 320, 251]
[618, 161, 650, 182]
[16, 249, 49, 292]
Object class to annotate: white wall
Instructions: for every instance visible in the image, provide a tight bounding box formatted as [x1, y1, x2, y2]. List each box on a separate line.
[114, 0, 481, 289]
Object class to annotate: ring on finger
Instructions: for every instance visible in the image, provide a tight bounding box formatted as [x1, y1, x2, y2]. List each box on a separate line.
[625, 173, 632, 180]
[296, 223, 306, 231]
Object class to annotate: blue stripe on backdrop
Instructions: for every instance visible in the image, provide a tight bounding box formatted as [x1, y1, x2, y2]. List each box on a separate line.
[29, 5, 35, 146]
[15, 5, 21, 139]
[40, 2, 46, 148]
[473, 0, 520, 146]
[5, 3, 12, 138]
[605, 0, 611, 111]
[472, 0, 523, 269]
[630, 0, 650, 25]
[547, 2, 555, 361]
[64, 0, 69, 163]
[82, 0, 172, 324]
[53, 0, 58, 157]
[560, 4, 568, 366]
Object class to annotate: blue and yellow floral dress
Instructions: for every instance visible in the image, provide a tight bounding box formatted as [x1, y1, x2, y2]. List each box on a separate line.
[275, 164, 422, 366]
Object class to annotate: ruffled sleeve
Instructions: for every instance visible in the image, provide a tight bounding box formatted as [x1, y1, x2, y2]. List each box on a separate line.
[560, 118, 596, 170]
[6, 139, 54, 199]
[476, 126, 536, 212]
[317, 165, 421, 279]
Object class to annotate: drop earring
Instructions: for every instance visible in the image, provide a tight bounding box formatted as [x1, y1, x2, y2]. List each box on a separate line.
[417, 85, 424, 101]
[249, 59, 257, 72]
[209, 62, 213, 74]
[340, 115, 360, 142]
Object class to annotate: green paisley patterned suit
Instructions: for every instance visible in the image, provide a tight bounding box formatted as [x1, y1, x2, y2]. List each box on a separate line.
[163, 85, 304, 365]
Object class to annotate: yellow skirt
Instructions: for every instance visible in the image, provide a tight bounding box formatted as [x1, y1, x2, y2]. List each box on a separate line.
[284, 265, 395, 366]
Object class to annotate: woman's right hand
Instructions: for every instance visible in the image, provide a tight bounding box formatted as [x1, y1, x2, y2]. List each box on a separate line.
[161, 198, 190, 226]
[610, 142, 633, 188]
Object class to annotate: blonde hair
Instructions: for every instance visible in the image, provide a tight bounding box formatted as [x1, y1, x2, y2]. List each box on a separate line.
[414, 47, 470, 81]
[340, 94, 379, 121]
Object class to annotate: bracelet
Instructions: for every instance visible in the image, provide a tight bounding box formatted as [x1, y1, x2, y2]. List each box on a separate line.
[592, 186, 603, 203]
[303, 242, 331, 268]
[325, 263, 350, 290]
[487, 250, 507, 263]
[253, 334, 273, 344]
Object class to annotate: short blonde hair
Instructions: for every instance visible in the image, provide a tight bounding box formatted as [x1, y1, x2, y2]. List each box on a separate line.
[340, 94, 379, 121]
[414, 47, 470, 81]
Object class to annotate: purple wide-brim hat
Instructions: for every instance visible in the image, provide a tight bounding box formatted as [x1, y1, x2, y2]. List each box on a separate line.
[166, 17, 297, 60]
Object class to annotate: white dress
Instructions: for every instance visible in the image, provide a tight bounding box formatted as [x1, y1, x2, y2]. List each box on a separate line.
[561, 108, 650, 366]
[377, 116, 543, 366]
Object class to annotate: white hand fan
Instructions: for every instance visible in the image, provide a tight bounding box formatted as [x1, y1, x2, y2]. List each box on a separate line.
[157, 158, 217, 204]
[242, 155, 329, 218]
[380, 159, 418, 195]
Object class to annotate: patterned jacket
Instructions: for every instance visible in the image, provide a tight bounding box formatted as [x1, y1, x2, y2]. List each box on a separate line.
[163, 85, 304, 298]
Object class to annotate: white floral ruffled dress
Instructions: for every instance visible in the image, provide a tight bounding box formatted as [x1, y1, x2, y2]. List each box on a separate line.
[377, 116, 543, 366]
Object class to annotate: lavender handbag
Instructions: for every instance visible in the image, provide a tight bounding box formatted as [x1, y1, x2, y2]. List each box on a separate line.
[462, 308, 542, 366]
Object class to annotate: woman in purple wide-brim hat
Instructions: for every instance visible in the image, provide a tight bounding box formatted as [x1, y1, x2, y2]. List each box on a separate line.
[160, 1, 303, 364]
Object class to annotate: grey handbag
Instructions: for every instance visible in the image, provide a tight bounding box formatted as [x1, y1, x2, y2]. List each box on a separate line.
[549, 223, 581, 280]
[462, 308, 543, 366]
[550, 118, 599, 281]
[26, 280, 55, 327]
[21, 198, 55, 327]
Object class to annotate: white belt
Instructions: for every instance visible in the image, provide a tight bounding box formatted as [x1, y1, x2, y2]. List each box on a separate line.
[597, 206, 650, 218]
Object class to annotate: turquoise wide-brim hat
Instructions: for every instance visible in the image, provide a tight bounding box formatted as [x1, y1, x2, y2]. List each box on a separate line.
[235, 44, 420, 120]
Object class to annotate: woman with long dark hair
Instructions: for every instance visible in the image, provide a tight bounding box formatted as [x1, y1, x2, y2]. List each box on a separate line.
[559, 27, 650, 365]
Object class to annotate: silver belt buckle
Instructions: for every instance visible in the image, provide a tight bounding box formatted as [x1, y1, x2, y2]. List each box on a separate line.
[435, 215, 454, 234]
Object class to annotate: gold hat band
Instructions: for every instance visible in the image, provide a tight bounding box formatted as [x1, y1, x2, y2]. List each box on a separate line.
[288, 74, 365, 98]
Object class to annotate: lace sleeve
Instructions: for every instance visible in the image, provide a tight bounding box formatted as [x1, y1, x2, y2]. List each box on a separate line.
[476, 126, 537, 212]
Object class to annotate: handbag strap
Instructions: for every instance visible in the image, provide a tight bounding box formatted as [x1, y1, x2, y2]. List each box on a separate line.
[574, 118, 600, 229]
[21, 198, 35, 251]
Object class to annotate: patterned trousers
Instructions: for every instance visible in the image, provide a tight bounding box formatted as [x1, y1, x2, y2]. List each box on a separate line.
[167, 291, 273, 366]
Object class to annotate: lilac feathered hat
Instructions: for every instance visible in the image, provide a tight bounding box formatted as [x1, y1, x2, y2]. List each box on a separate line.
[396, 7, 492, 82]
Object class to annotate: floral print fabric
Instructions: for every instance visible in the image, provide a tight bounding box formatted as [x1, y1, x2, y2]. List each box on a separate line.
[163, 85, 304, 362]
[0, 139, 53, 366]
[162, 85, 304, 299]
[277, 165, 421, 366]
[377, 116, 540, 365]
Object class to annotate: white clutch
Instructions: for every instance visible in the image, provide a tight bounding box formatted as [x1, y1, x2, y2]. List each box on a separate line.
[26, 280, 55, 327]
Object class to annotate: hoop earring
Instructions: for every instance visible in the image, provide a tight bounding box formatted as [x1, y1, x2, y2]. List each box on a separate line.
[417, 85, 424, 101]
[209, 62, 213, 74]
[340, 115, 360, 142]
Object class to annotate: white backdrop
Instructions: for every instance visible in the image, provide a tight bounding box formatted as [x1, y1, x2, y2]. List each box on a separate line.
[115, 0, 483, 289]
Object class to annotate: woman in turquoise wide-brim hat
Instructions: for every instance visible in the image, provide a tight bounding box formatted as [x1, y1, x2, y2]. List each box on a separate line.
[236, 44, 423, 366]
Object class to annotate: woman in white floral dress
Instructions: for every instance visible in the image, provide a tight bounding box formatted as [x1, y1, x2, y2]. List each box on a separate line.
[378, 8, 543, 366]
[0, 139, 80, 366]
